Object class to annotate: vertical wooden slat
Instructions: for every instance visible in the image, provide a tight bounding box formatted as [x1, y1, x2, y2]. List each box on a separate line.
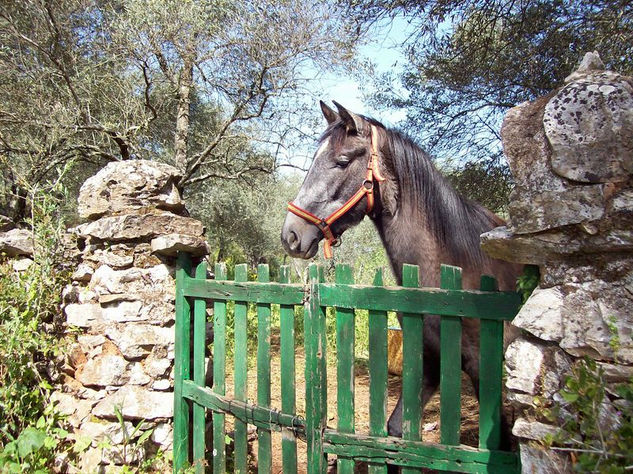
[234, 264, 249, 474]
[479, 275, 504, 450]
[305, 263, 327, 474]
[192, 262, 207, 473]
[368, 268, 388, 474]
[173, 252, 192, 473]
[212, 263, 227, 473]
[439, 265, 463, 447]
[257, 264, 272, 473]
[335, 264, 355, 474]
[401, 264, 423, 474]
[279, 266, 298, 472]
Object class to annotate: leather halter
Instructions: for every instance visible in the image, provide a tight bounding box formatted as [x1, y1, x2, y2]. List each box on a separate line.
[287, 125, 385, 259]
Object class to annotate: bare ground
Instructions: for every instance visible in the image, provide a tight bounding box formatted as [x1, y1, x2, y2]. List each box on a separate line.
[216, 331, 483, 473]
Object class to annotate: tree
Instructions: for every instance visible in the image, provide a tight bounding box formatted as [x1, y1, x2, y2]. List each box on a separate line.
[344, 0, 633, 174]
[0, 0, 361, 223]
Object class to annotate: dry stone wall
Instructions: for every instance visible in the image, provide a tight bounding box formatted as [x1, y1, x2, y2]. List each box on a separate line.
[56, 160, 209, 471]
[482, 53, 633, 472]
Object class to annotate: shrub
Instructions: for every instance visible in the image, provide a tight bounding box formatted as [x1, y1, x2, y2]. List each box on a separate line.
[0, 186, 74, 471]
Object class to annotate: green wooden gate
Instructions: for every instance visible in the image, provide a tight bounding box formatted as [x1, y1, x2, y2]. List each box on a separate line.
[173, 252, 521, 473]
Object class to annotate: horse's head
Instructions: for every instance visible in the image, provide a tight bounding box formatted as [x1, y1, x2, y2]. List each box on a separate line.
[281, 101, 386, 259]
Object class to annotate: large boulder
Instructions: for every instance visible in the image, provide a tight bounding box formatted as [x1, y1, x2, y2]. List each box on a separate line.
[78, 160, 184, 219]
[0, 228, 34, 257]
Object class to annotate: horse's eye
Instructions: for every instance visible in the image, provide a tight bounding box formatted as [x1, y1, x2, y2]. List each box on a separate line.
[336, 156, 351, 168]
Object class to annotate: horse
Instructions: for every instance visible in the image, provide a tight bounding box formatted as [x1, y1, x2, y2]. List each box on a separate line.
[280, 101, 522, 448]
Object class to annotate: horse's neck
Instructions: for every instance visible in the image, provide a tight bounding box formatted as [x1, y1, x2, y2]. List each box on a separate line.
[373, 210, 446, 287]
[372, 193, 518, 291]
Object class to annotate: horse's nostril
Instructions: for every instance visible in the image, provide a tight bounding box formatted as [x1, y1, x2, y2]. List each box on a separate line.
[288, 231, 299, 250]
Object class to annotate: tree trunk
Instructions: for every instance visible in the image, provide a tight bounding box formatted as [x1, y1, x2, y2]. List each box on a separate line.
[174, 61, 194, 171]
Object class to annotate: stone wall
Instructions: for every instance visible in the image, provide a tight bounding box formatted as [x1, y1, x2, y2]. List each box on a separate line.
[55, 160, 209, 471]
[482, 52, 633, 472]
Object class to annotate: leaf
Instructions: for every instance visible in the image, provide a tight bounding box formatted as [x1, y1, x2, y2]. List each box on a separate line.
[16, 427, 46, 458]
[72, 436, 93, 454]
[136, 428, 153, 445]
[560, 390, 579, 403]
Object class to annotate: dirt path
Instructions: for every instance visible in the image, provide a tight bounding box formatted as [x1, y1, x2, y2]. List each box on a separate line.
[219, 334, 481, 473]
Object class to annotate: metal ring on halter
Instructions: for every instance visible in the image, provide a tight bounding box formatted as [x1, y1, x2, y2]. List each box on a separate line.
[363, 179, 373, 190]
[331, 237, 342, 248]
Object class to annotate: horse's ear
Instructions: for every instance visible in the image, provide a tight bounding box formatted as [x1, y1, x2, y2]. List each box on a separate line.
[320, 101, 338, 124]
[333, 101, 366, 134]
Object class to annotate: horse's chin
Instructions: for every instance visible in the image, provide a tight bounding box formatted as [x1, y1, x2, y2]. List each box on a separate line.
[303, 239, 319, 259]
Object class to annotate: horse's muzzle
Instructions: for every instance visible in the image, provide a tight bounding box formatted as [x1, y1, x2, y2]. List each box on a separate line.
[280, 212, 321, 259]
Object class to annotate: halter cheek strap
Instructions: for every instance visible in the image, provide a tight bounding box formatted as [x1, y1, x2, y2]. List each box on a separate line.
[287, 125, 386, 259]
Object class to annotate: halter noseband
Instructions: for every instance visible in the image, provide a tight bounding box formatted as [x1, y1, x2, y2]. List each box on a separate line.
[287, 125, 386, 259]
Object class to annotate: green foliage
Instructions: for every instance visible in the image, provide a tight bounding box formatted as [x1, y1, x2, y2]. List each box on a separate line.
[0, 187, 76, 470]
[545, 358, 633, 473]
[191, 174, 301, 275]
[351, 0, 633, 168]
[444, 161, 513, 214]
[516, 264, 540, 304]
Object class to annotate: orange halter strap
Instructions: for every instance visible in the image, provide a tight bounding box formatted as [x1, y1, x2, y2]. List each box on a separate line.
[287, 125, 385, 259]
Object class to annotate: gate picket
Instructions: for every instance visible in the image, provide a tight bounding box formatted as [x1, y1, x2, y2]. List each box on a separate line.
[478, 275, 504, 451]
[439, 265, 463, 447]
[401, 264, 424, 474]
[173, 253, 521, 474]
[233, 264, 249, 474]
[212, 263, 227, 473]
[368, 268, 388, 474]
[257, 264, 272, 473]
[279, 266, 298, 471]
[335, 264, 356, 474]
[192, 262, 207, 472]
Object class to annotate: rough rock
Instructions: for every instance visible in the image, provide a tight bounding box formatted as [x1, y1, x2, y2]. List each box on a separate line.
[519, 444, 572, 474]
[89, 264, 172, 299]
[76, 353, 129, 387]
[76, 213, 204, 242]
[105, 325, 174, 359]
[505, 339, 545, 395]
[508, 185, 605, 234]
[0, 228, 34, 256]
[78, 160, 184, 219]
[0, 214, 14, 232]
[481, 225, 633, 265]
[80, 420, 136, 445]
[505, 338, 572, 400]
[558, 281, 633, 363]
[151, 233, 210, 257]
[65, 303, 103, 328]
[512, 418, 559, 441]
[151, 422, 173, 448]
[544, 71, 633, 183]
[513, 287, 564, 342]
[93, 386, 173, 420]
[101, 300, 144, 323]
[12, 257, 33, 271]
[72, 263, 94, 282]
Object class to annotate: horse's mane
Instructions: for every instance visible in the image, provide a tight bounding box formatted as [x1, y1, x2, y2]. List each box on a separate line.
[321, 118, 502, 267]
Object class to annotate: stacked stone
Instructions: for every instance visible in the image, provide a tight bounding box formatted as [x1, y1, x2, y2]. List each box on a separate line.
[0, 222, 35, 271]
[481, 52, 633, 472]
[56, 160, 209, 471]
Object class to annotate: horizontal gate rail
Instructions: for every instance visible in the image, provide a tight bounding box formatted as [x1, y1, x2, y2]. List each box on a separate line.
[173, 252, 522, 474]
[322, 431, 518, 473]
[318, 284, 518, 319]
[182, 381, 306, 433]
[182, 278, 305, 305]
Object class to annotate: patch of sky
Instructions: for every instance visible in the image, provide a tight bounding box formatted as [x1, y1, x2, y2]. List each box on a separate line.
[278, 15, 417, 174]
